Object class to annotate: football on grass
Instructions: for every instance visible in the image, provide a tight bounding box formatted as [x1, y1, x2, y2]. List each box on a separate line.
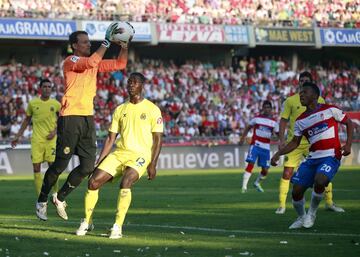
[110, 21, 135, 43]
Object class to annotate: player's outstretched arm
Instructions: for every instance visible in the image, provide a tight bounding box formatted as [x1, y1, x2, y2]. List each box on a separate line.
[147, 132, 163, 180]
[95, 132, 117, 167]
[239, 125, 252, 145]
[341, 118, 353, 156]
[11, 116, 31, 148]
[271, 135, 302, 166]
[98, 43, 128, 72]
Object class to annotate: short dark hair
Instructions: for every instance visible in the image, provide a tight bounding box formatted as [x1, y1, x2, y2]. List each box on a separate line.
[69, 31, 88, 50]
[39, 78, 51, 87]
[302, 82, 320, 97]
[299, 71, 313, 82]
[129, 72, 146, 85]
[263, 100, 272, 108]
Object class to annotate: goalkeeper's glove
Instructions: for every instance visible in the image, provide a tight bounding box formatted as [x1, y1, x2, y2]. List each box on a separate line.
[102, 22, 117, 48]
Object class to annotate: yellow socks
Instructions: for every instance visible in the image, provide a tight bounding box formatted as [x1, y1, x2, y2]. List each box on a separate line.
[84, 189, 99, 224]
[33, 172, 42, 197]
[279, 178, 290, 208]
[115, 189, 132, 227]
[324, 182, 333, 206]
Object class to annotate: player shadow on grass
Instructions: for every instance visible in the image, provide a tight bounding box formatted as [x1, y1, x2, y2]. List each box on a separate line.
[0, 223, 99, 237]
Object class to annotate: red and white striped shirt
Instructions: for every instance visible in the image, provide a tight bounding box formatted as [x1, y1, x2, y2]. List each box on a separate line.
[294, 104, 348, 159]
[250, 115, 279, 150]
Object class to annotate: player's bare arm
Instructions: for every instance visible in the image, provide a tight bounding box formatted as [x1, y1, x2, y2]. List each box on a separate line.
[271, 135, 302, 166]
[147, 132, 163, 180]
[46, 111, 59, 140]
[46, 128, 57, 140]
[95, 132, 118, 166]
[278, 118, 288, 150]
[341, 118, 354, 156]
[11, 116, 31, 148]
[239, 125, 252, 145]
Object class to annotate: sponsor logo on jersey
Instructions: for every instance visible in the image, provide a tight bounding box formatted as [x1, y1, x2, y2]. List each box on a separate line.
[258, 125, 271, 132]
[307, 123, 328, 137]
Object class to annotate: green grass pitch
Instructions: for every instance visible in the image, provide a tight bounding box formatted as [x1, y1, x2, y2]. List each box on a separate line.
[0, 167, 359, 257]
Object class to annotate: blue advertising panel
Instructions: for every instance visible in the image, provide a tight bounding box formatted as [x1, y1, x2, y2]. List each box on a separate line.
[0, 18, 76, 40]
[81, 21, 151, 42]
[321, 28, 360, 46]
[224, 25, 249, 44]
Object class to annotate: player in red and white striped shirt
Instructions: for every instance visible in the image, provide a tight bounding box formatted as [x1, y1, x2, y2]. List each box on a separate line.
[239, 100, 279, 193]
[271, 82, 353, 229]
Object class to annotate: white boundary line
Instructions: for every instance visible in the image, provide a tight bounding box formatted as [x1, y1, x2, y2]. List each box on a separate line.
[0, 217, 359, 238]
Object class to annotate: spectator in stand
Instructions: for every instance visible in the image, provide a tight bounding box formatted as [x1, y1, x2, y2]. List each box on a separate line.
[0, 108, 12, 138]
[0, 56, 359, 144]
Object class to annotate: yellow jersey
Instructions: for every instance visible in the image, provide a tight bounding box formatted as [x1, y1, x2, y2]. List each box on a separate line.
[110, 99, 163, 158]
[26, 97, 61, 143]
[281, 93, 325, 145]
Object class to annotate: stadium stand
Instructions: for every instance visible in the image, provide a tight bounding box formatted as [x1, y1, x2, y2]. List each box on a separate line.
[0, 0, 359, 28]
[0, 57, 359, 143]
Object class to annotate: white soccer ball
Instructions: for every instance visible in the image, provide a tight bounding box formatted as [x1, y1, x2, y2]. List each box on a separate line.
[110, 21, 135, 43]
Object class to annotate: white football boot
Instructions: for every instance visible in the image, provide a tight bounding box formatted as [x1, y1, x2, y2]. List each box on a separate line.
[36, 202, 48, 221]
[109, 224, 123, 239]
[289, 216, 305, 229]
[76, 219, 94, 236]
[52, 193, 68, 220]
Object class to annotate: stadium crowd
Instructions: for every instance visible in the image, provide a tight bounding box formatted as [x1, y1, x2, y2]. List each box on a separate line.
[0, 0, 359, 28]
[0, 56, 359, 144]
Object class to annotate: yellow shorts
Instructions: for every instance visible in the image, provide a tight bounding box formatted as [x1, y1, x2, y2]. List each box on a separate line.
[97, 150, 150, 178]
[283, 144, 309, 168]
[31, 138, 56, 164]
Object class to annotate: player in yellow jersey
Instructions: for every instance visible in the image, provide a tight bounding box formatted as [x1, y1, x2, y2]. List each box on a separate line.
[11, 79, 61, 196]
[276, 71, 344, 214]
[75, 72, 163, 238]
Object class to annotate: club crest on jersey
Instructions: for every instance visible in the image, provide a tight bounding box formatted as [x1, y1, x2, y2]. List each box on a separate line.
[70, 56, 80, 63]
[50, 106, 55, 112]
[63, 147, 70, 154]
[140, 113, 146, 120]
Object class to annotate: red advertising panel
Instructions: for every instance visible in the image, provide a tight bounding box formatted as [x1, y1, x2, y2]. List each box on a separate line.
[157, 23, 225, 44]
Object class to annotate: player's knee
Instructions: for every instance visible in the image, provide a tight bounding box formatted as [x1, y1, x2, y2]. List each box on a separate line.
[88, 178, 100, 190]
[282, 167, 294, 180]
[50, 158, 70, 175]
[292, 189, 303, 201]
[292, 185, 304, 201]
[78, 159, 95, 177]
[313, 179, 327, 194]
[120, 171, 138, 188]
[260, 168, 268, 176]
[314, 174, 328, 189]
